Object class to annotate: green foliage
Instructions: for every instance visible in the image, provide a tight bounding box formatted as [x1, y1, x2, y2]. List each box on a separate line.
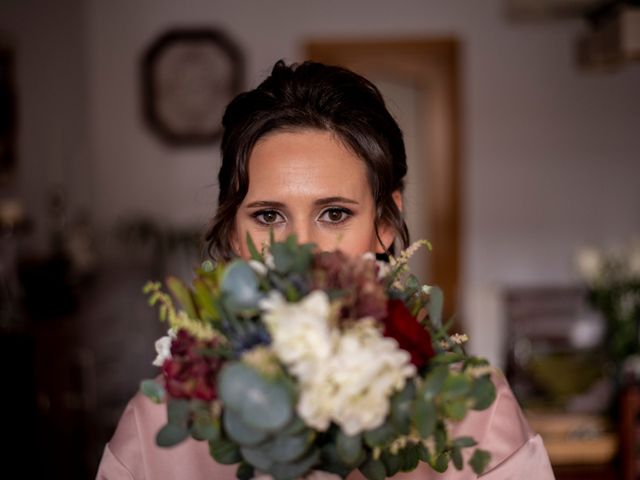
[191, 409, 220, 442]
[221, 261, 264, 312]
[411, 396, 436, 438]
[218, 362, 293, 433]
[209, 437, 243, 465]
[236, 462, 255, 480]
[470, 374, 497, 411]
[246, 232, 263, 262]
[469, 449, 491, 474]
[363, 421, 396, 448]
[336, 431, 363, 466]
[427, 286, 443, 328]
[400, 444, 420, 472]
[156, 423, 189, 447]
[381, 449, 401, 476]
[359, 456, 386, 480]
[390, 381, 416, 435]
[140, 379, 165, 403]
[167, 276, 199, 319]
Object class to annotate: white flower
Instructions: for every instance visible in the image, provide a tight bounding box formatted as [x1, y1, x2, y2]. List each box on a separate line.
[152, 328, 176, 366]
[260, 290, 334, 380]
[298, 320, 415, 435]
[575, 246, 604, 284]
[260, 291, 415, 435]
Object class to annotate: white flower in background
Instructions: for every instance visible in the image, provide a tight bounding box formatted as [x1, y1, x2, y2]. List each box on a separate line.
[152, 328, 177, 366]
[296, 319, 415, 435]
[260, 290, 334, 380]
[575, 246, 604, 284]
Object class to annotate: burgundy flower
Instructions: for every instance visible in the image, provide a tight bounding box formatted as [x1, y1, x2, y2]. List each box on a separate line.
[383, 299, 435, 368]
[312, 251, 388, 323]
[161, 329, 223, 401]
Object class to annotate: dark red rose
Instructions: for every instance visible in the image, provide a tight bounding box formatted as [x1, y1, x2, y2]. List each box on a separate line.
[161, 329, 223, 401]
[383, 299, 435, 368]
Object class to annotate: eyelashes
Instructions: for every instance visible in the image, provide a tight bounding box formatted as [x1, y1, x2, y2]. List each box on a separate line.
[249, 207, 354, 227]
[250, 209, 285, 226]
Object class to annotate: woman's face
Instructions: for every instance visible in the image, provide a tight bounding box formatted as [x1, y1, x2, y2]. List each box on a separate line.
[232, 129, 398, 260]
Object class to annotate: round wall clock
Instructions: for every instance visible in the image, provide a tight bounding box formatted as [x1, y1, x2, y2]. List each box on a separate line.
[141, 28, 243, 145]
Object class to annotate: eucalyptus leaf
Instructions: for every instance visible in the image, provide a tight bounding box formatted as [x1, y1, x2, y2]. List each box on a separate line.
[336, 431, 363, 466]
[435, 425, 447, 453]
[452, 445, 463, 470]
[442, 373, 472, 399]
[219, 361, 293, 432]
[191, 412, 220, 441]
[218, 362, 261, 410]
[411, 397, 436, 438]
[422, 366, 448, 401]
[390, 381, 416, 434]
[236, 462, 255, 480]
[380, 449, 401, 477]
[282, 416, 307, 436]
[363, 420, 396, 447]
[400, 444, 419, 472]
[241, 445, 274, 471]
[156, 423, 189, 447]
[417, 443, 431, 463]
[263, 430, 313, 463]
[429, 453, 449, 473]
[239, 380, 293, 432]
[209, 437, 242, 465]
[470, 375, 497, 411]
[223, 409, 270, 446]
[167, 399, 190, 426]
[453, 436, 477, 448]
[444, 398, 468, 421]
[359, 457, 386, 480]
[320, 443, 353, 478]
[221, 261, 263, 310]
[270, 243, 295, 274]
[469, 449, 491, 475]
[268, 448, 320, 480]
[140, 379, 165, 403]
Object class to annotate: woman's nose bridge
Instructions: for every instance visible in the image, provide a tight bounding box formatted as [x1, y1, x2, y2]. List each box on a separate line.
[289, 218, 314, 244]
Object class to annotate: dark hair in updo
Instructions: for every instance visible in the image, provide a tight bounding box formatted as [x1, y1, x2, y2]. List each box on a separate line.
[203, 59, 410, 261]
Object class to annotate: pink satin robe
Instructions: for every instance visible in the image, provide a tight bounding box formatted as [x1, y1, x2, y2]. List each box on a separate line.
[96, 369, 555, 479]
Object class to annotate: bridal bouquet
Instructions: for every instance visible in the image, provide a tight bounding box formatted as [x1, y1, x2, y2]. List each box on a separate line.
[140, 235, 496, 480]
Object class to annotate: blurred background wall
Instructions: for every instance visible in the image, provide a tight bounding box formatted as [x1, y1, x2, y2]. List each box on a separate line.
[1, 0, 639, 478]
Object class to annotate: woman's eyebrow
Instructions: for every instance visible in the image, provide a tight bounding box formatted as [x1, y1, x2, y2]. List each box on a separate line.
[314, 196, 359, 206]
[245, 200, 287, 209]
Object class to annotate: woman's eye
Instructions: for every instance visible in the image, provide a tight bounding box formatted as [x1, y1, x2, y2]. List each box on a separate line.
[253, 210, 283, 225]
[319, 208, 351, 224]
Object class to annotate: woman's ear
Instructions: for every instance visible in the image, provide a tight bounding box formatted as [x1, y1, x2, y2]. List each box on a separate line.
[375, 190, 404, 253]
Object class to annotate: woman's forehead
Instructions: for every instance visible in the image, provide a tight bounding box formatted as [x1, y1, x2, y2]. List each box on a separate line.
[244, 130, 372, 203]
